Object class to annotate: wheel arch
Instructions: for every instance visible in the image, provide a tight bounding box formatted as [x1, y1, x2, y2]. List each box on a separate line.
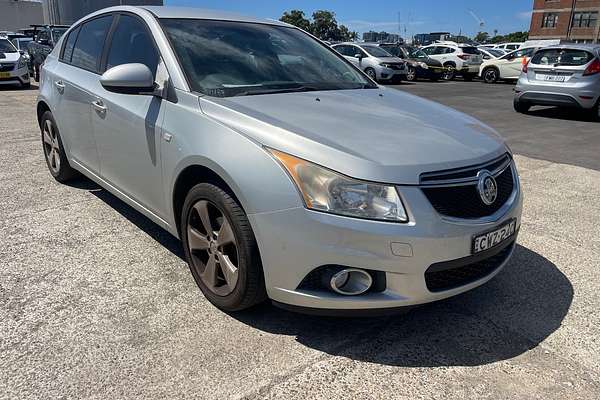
[36, 101, 51, 129]
[171, 162, 248, 237]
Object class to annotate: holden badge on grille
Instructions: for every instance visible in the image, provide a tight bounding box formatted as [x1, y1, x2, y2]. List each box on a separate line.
[477, 170, 498, 205]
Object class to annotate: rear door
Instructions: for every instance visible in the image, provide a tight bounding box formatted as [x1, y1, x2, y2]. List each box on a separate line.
[52, 15, 114, 172]
[527, 47, 596, 86]
[501, 47, 536, 78]
[91, 13, 166, 216]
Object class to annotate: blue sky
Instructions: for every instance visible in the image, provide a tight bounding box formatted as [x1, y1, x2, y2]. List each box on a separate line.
[165, 0, 533, 38]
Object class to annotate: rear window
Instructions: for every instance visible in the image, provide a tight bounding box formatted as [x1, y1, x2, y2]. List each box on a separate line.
[531, 48, 595, 66]
[461, 47, 479, 54]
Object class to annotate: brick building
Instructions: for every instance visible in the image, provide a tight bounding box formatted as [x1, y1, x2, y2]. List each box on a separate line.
[529, 0, 600, 43]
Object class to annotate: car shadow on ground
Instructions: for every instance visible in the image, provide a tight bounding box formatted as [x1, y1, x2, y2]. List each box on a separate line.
[526, 106, 598, 122]
[70, 177, 573, 368]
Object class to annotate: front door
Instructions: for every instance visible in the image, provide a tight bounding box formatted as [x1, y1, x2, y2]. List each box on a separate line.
[91, 13, 167, 217]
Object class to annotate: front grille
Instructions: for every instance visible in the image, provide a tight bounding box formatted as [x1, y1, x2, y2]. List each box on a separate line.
[421, 162, 515, 219]
[0, 63, 15, 72]
[425, 241, 514, 292]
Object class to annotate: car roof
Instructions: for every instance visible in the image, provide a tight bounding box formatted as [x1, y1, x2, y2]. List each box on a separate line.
[141, 6, 288, 27]
[540, 43, 600, 53]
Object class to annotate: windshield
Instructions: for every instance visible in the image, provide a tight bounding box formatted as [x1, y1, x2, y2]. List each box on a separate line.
[409, 49, 427, 58]
[12, 38, 32, 50]
[161, 19, 373, 97]
[0, 39, 17, 53]
[486, 49, 505, 58]
[51, 28, 68, 43]
[531, 48, 595, 66]
[362, 46, 393, 57]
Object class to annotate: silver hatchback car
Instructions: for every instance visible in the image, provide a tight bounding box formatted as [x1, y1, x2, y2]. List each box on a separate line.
[38, 6, 522, 315]
[515, 44, 600, 119]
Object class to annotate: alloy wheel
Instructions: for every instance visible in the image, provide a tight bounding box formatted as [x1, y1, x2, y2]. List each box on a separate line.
[406, 67, 416, 81]
[187, 199, 239, 296]
[484, 69, 498, 83]
[42, 119, 61, 174]
[366, 68, 376, 80]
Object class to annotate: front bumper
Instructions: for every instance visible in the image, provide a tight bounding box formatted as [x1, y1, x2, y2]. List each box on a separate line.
[0, 65, 30, 86]
[515, 77, 599, 109]
[377, 66, 407, 81]
[249, 165, 523, 312]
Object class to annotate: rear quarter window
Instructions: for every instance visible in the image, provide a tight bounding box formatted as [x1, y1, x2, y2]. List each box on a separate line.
[531, 49, 595, 66]
[461, 47, 479, 54]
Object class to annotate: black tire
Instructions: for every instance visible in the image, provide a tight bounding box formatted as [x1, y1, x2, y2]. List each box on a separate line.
[513, 99, 530, 114]
[364, 67, 377, 82]
[405, 66, 417, 82]
[21, 81, 31, 89]
[40, 111, 79, 182]
[482, 67, 499, 84]
[181, 183, 266, 312]
[592, 100, 600, 122]
[462, 73, 476, 82]
[442, 63, 456, 81]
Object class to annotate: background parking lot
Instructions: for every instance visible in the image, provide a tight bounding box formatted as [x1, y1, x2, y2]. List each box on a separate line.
[1, 83, 599, 399]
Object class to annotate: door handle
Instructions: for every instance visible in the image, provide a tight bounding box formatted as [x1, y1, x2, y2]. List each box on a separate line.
[54, 80, 65, 93]
[91, 100, 107, 114]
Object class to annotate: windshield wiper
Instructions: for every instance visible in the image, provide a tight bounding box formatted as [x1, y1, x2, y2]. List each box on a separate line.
[233, 85, 321, 97]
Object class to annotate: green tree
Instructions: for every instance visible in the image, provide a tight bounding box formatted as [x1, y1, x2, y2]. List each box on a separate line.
[280, 9, 311, 31]
[474, 31, 490, 43]
[311, 10, 341, 41]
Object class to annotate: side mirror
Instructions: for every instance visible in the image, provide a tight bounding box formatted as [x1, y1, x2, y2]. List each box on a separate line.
[354, 53, 363, 60]
[100, 63, 156, 95]
[19, 50, 25, 55]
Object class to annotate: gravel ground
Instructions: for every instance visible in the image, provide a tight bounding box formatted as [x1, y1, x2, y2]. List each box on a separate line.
[1, 83, 599, 400]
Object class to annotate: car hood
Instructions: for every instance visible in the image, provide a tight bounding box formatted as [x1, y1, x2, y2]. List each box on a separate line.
[0, 52, 20, 62]
[376, 56, 405, 63]
[199, 87, 507, 185]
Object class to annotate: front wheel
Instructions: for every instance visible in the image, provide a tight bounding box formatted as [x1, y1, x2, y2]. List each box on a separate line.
[405, 66, 417, 82]
[513, 99, 531, 114]
[442, 65, 455, 81]
[482, 68, 499, 84]
[364, 68, 377, 82]
[181, 183, 266, 312]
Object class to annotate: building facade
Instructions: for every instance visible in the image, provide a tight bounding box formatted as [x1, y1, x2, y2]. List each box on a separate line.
[0, 0, 44, 32]
[413, 32, 451, 46]
[529, 0, 600, 43]
[42, 0, 163, 25]
[362, 31, 402, 43]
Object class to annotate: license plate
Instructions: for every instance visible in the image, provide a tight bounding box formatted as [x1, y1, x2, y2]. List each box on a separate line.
[0, 72, 10, 78]
[537, 74, 566, 82]
[472, 219, 517, 254]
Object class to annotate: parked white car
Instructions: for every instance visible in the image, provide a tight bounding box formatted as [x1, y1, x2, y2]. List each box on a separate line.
[420, 42, 483, 80]
[478, 47, 506, 60]
[493, 43, 524, 52]
[332, 42, 407, 83]
[0, 37, 30, 88]
[479, 47, 538, 84]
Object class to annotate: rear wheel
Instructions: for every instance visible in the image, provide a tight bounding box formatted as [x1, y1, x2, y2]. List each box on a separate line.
[181, 183, 266, 312]
[40, 111, 79, 182]
[592, 100, 600, 122]
[513, 98, 530, 114]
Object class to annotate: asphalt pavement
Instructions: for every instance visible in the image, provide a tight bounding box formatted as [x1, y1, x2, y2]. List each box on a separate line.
[1, 83, 599, 400]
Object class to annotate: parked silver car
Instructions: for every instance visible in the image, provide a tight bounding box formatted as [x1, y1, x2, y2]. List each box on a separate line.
[515, 44, 600, 119]
[332, 42, 407, 82]
[38, 6, 522, 315]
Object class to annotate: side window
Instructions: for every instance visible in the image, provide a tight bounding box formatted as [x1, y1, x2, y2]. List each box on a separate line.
[421, 47, 434, 55]
[61, 26, 80, 63]
[71, 15, 113, 73]
[105, 14, 159, 76]
[444, 47, 456, 54]
[37, 30, 49, 43]
[333, 45, 347, 56]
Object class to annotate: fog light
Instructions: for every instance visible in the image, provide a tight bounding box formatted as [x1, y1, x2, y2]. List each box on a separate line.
[329, 269, 373, 296]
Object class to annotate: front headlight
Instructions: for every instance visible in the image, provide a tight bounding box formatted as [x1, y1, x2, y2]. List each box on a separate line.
[379, 63, 392, 68]
[418, 62, 429, 69]
[17, 57, 27, 69]
[269, 149, 408, 222]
